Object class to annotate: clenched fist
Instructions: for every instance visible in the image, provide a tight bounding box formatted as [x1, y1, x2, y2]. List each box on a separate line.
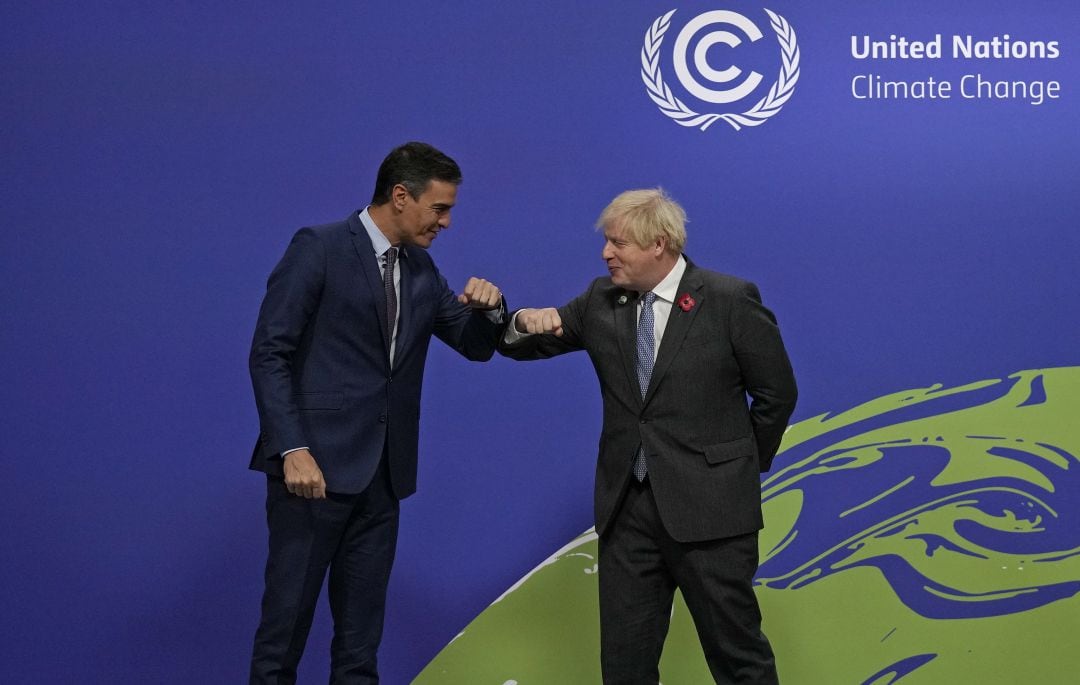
[283, 449, 327, 499]
[457, 277, 502, 310]
[514, 308, 563, 336]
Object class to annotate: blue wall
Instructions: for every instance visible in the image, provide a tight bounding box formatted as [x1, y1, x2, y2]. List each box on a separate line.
[2, 1, 1077, 682]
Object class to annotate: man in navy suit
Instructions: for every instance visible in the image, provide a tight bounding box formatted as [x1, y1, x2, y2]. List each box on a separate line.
[501, 189, 796, 684]
[248, 142, 505, 683]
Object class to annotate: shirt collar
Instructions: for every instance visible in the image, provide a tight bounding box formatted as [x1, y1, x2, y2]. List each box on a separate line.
[648, 255, 687, 304]
[358, 207, 405, 259]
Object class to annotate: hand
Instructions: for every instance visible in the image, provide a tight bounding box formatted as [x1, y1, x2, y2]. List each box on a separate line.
[283, 449, 327, 499]
[457, 277, 502, 310]
[515, 307, 563, 336]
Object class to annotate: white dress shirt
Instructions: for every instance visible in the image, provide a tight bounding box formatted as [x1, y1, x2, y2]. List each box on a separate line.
[641, 255, 687, 361]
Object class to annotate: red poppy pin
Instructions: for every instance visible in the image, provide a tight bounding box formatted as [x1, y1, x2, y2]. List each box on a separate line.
[678, 293, 695, 312]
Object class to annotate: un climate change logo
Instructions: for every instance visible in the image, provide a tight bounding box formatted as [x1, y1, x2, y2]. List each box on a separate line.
[641, 8, 800, 131]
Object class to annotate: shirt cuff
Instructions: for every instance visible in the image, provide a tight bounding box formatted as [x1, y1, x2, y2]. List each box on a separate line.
[503, 310, 531, 344]
[483, 299, 508, 324]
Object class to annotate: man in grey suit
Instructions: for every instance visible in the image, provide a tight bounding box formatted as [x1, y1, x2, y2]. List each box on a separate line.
[500, 188, 797, 684]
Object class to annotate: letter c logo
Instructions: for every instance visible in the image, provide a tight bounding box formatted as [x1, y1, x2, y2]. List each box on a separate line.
[672, 10, 764, 104]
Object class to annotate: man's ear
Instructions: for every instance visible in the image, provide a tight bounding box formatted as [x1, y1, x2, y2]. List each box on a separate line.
[391, 183, 410, 210]
[654, 236, 667, 256]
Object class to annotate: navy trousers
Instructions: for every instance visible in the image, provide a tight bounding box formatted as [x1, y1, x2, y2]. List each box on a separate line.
[250, 458, 399, 684]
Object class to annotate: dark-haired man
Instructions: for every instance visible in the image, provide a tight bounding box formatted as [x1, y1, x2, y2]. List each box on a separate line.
[502, 188, 796, 684]
[248, 142, 505, 683]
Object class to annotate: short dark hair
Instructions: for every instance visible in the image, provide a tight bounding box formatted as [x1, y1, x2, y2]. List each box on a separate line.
[370, 142, 462, 205]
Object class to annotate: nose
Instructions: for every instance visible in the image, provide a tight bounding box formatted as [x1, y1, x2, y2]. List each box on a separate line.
[438, 210, 451, 229]
[602, 241, 613, 260]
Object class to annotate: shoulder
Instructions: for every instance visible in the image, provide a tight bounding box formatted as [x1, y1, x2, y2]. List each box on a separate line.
[587, 275, 618, 295]
[689, 264, 758, 295]
[555, 276, 620, 319]
[301, 216, 353, 241]
[277, 217, 352, 253]
[271, 217, 358, 276]
[577, 275, 627, 306]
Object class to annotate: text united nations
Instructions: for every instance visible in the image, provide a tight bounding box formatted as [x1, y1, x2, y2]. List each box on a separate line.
[850, 33, 1061, 105]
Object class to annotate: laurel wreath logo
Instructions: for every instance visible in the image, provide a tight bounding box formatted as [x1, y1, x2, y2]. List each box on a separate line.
[640, 8, 801, 131]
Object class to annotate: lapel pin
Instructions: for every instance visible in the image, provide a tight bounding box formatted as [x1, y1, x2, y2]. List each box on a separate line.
[678, 293, 696, 312]
[617, 295, 628, 305]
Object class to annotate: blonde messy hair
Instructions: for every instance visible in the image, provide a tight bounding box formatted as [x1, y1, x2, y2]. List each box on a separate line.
[596, 188, 687, 255]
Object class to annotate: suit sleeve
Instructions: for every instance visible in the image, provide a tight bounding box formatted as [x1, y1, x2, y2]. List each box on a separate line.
[249, 228, 325, 457]
[431, 267, 505, 361]
[497, 283, 592, 360]
[730, 281, 797, 472]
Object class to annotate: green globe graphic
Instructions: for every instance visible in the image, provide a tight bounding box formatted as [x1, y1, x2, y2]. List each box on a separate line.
[416, 368, 1080, 683]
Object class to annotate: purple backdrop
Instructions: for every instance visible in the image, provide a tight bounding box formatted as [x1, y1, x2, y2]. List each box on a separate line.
[2, 1, 1077, 682]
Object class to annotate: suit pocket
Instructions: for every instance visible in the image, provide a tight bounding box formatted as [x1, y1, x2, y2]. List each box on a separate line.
[293, 392, 344, 410]
[703, 436, 755, 465]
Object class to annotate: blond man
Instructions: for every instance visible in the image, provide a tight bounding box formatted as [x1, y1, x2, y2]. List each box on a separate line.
[501, 189, 797, 684]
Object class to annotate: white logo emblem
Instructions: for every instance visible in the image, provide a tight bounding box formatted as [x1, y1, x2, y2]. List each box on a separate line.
[641, 8, 801, 131]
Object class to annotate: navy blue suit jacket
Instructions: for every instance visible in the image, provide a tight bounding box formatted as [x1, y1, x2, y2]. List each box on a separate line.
[249, 211, 501, 497]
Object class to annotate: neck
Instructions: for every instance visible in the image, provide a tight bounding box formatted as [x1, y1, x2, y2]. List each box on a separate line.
[641, 255, 678, 292]
[366, 203, 400, 245]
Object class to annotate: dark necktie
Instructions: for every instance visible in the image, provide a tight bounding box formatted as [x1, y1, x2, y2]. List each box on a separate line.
[383, 247, 398, 338]
[633, 292, 657, 481]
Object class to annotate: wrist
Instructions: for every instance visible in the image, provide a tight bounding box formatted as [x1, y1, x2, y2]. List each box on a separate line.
[514, 309, 532, 333]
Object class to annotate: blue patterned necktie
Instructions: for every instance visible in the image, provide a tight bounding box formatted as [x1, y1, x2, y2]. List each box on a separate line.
[633, 292, 657, 481]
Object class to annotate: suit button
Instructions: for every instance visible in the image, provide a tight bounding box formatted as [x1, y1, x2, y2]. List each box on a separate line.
[379, 414, 387, 423]
[640, 419, 648, 424]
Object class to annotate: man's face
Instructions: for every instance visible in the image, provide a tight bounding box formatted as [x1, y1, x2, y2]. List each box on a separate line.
[395, 179, 457, 248]
[602, 222, 664, 292]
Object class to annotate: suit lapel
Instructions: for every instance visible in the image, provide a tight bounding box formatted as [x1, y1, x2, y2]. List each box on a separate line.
[347, 212, 392, 357]
[614, 289, 642, 405]
[644, 263, 704, 405]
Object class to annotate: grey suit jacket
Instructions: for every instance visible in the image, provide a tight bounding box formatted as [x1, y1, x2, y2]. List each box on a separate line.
[500, 258, 797, 542]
